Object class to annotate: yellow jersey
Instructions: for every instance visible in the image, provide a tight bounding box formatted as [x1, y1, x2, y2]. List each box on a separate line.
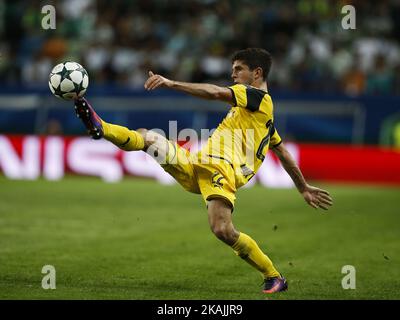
[198, 83, 282, 188]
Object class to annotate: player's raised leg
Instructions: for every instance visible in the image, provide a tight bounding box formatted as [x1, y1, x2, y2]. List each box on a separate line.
[207, 199, 287, 294]
[74, 97, 145, 151]
[74, 97, 180, 173]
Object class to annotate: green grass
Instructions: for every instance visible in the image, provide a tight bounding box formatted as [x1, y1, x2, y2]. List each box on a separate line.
[0, 176, 399, 299]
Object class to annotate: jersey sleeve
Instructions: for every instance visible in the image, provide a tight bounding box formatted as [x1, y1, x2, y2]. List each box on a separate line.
[228, 84, 266, 111]
[270, 126, 282, 148]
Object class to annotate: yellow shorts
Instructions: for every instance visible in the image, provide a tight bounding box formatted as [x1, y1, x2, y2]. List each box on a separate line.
[160, 142, 237, 208]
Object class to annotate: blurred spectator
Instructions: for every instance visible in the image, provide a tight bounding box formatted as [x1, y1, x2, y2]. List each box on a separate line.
[341, 57, 366, 97]
[0, 0, 399, 95]
[366, 55, 394, 95]
[393, 64, 400, 96]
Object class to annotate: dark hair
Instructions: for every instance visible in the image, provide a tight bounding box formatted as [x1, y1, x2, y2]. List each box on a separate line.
[231, 48, 272, 80]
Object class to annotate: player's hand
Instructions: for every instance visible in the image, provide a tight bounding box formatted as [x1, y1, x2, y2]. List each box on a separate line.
[301, 184, 333, 210]
[144, 71, 173, 90]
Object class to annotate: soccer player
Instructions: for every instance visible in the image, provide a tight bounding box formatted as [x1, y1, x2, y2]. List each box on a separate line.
[73, 48, 333, 294]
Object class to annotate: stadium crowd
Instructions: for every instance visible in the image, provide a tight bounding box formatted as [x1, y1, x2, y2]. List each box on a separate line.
[1, 0, 400, 95]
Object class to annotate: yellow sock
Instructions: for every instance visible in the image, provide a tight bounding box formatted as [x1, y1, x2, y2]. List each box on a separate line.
[101, 120, 145, 151]
[231, 232, 280, 279]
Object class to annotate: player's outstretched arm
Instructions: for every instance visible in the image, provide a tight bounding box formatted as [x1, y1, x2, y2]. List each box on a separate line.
[272, 143, 333, 210]
[144, 71, 233, 103]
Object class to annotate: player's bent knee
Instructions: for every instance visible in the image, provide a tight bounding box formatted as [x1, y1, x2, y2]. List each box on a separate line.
[207, 199, 237, 244]
[136, 128, 148, 135]
[210, 223, 236, 245]
[142, 130, 165, 145]
[142, 130, 170, 164]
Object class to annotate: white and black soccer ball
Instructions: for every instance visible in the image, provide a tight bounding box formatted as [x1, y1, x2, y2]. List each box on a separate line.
[48, 61, 89, 100]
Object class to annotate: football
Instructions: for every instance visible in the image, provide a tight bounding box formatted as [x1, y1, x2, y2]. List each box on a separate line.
[48, 61, 89, 100]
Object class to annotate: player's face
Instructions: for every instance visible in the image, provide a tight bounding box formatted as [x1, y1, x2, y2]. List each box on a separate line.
[231, 60, 255, 85]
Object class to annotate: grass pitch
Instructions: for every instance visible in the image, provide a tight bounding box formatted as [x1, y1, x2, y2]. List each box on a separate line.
[0, 176, 399, 299]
